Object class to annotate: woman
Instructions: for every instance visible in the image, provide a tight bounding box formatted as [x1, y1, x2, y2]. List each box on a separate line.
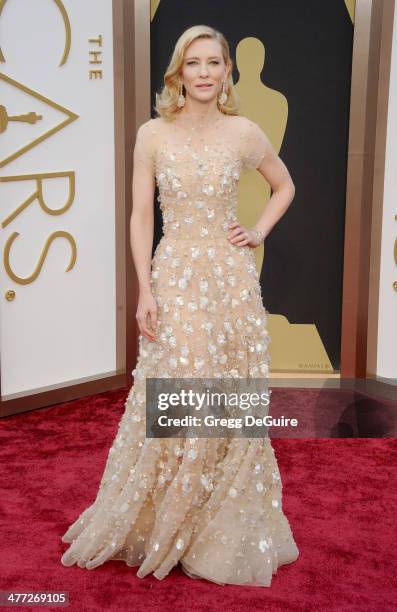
[61, 24, 299, 587]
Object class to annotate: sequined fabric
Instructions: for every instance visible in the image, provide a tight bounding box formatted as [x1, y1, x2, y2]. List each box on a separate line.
[60, 114, 299, 586]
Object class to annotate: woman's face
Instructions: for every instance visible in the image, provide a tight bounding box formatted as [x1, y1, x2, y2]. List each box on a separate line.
[180, 38, 229, 104]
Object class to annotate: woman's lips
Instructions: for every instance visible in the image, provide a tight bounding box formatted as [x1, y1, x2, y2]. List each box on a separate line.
[196, 84, 213, 88]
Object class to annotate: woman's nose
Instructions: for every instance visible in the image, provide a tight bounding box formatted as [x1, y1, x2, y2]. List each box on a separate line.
[199, 64, 209, 76]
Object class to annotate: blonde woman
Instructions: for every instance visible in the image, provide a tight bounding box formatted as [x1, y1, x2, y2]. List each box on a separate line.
[61, 24, 299, 587]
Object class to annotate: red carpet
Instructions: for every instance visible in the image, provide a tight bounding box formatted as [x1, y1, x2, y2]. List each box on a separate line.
[0, 388, 396, 611]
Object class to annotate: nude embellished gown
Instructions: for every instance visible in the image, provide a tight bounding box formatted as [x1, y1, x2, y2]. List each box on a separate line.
[60, 113, 299, 587]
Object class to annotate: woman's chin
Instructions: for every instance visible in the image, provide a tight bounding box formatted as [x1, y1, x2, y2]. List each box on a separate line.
[192, 92, 217, 103]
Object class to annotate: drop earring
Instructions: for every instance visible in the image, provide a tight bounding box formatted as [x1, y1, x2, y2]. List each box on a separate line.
[218, 80, 228, 105]
[177, 80, 185, 108]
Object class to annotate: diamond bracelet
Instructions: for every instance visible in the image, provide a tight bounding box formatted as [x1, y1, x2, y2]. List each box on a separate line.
[251, 228, 266, 244]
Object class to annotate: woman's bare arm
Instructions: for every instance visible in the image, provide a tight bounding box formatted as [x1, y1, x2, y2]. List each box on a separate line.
[252, 144, 295, 240]
[228, 137, 295, 248]
[130, 126, 157, 341]
[130, 150, 155, 292]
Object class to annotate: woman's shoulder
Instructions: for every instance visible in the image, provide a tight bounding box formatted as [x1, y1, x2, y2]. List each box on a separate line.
[233, 114, 263, 133]
[138, 116, 176, 140]
[137, 117, 161, 133]
[224, 114, 265, 140]
[137, 114, 261, 139]
[140, 113, 252, 125]
[228, 113, 249, 123]
[135, 118, 164, 152]
[222, 113, 247, 125]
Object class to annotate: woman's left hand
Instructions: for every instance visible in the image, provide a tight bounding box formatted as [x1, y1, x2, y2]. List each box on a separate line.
[227, 222, 263, 248]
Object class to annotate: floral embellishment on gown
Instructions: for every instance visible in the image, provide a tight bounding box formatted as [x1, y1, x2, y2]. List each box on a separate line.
[60, 114, 299, 587]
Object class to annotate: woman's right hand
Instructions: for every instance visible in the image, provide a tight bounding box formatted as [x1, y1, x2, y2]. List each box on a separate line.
[136, 289, 157, 342]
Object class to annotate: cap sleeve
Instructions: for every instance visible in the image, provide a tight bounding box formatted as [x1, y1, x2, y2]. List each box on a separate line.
[241, 120, 270, 172]
[133, 120, 155, 173]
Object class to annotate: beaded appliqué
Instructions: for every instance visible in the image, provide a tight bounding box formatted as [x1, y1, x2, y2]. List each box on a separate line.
[59, 115, 299, 587]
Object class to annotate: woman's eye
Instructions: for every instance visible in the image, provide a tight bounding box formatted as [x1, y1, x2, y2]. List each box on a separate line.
[186, 61, 220, 65]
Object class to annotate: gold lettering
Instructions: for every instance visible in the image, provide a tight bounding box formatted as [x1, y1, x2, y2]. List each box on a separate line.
[89, 35, 103, 47]
[0, 73, 78, 169]
[0, 0, 71, 66]
[0, 171, 75, 228]
[4, 230, 77, 285]
[89, 51, 102, 64]
[89, 70, 103, 80]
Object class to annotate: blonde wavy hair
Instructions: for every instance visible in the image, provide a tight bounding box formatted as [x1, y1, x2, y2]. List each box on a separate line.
[154, 25, 240, 121]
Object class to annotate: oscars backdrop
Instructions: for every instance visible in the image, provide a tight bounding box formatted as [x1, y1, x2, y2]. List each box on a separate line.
[0, 0, 118, 400]
[149, 0, 356, 373]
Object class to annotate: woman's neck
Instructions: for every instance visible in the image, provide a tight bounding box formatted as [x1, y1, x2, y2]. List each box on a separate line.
[178, 98, 221, 119]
